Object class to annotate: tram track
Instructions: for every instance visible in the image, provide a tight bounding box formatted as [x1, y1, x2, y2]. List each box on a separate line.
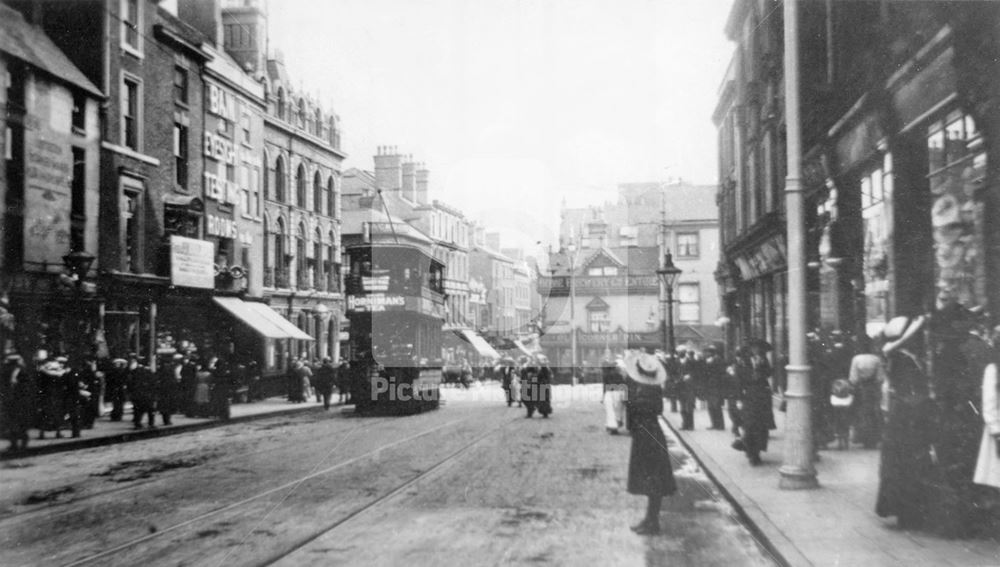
[0, 413, 396, 527]
[253, 413, 520, 567]
[59, 414, 480, 567]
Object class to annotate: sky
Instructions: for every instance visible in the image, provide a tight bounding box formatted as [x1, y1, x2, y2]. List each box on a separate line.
[267, 0, 734, 251]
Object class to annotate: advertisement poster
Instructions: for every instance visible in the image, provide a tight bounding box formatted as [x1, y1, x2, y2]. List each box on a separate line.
[170, 236, 215, 289]
[24, 133, 72, 268]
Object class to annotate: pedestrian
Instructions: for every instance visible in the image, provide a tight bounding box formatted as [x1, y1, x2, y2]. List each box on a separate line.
[181, 353, 198, 416]
[520, 362, 538, 418]
[622, 349, 676, 535]
[157, 353, 185, 425]
[76, 356, 102, 429]
[602, 356, 626, 434]
[974, 343, 999, 490]
[1, 353, 34, 453]
[499, 357, 518, 407]
[246, 360, 262, 402]
[829, 378, 854, 450]
[676, 349, 698, 430]
[732, 346, 770, 466]
[35, 352, 67, 439]
[535, 356, 553, 418]
[876, 315, 935, 530]
[105, 357, 128, 421]
[749, 341, 776, 431]
[294, 358, 313, 404]
[193, 360, 212, 417]
[58, 356, 84, 439]
[127, 355, 157, 429]
[702, 345, 727, 431]
[724, 358, 742, 437]
[207, 354, 232, 420]
[314, 357, 336, 410]
[337, 360, 350, 404]
[847, 336, 888, 448]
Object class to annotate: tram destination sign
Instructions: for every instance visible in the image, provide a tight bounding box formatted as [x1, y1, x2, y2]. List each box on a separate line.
[347, 294, 406, 313]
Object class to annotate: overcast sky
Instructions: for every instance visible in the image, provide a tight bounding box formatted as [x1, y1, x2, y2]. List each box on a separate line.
[268, 0, 733, 251]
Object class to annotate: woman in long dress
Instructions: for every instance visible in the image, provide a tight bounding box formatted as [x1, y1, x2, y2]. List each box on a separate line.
[974, 359, 999, 489]
[848, 337, 888, 449]
[622, 350, 676, 535]
[876, 316, 935, 529]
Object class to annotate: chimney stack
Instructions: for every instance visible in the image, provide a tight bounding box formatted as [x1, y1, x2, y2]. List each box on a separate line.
[416, 164, 429, 205]
[401, 156, 417, 202]
[373, 146, 402, 192]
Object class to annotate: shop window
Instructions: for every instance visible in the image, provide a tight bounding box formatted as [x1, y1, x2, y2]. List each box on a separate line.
[677, 283, 700, 323]
[926, 111, 987, 309]
[677, 233, 700, 258]
[861, 156, 892, 336]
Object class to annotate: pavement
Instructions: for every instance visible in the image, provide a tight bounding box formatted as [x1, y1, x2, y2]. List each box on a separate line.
[663, 402, 1000, 567]
[0, 395, 329, 459]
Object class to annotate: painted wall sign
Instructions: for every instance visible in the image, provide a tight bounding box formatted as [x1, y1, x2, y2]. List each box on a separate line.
[206, 213, 253, 245]
[347, 294, 406, 312]
[24, 136, 71, 266]
[170, 235, 215, 289]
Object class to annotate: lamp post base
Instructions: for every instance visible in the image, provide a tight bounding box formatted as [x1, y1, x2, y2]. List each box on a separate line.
[778, 466, 819, 490]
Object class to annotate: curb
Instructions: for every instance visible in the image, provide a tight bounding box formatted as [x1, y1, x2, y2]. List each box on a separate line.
[1, 404, 330, 460]
[660, 415, 812, 567]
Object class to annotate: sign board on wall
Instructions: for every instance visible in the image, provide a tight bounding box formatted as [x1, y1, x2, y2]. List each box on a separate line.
[24, 133, 72, 267]
[170, 235, 215, 289]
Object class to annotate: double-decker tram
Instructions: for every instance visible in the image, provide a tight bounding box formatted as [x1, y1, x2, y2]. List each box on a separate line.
[344, 233, 445, 414]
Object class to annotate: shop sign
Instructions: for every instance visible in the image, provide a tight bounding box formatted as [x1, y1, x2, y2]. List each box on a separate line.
[170, 235, 215, 289]
[346, 294, 406, 312]
[206, 213, 253, 245]
[362, 274, 390, 292]
[208, 83, 239, 121]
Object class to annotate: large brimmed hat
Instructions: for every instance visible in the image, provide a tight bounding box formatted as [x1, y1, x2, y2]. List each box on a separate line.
[622, 350, 666, 385]
[882, 315, 926, 354]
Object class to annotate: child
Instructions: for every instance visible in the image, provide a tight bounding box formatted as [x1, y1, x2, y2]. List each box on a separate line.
[830, 378, 854, 450]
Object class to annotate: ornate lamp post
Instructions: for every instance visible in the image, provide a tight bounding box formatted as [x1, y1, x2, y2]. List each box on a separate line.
[656, 251, 682, 353]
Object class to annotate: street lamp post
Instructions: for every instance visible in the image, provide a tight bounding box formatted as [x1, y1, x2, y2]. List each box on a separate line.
[656, 252, 682, 354]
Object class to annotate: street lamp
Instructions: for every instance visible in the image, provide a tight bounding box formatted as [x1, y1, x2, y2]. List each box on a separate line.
[656, 251, 682, 353]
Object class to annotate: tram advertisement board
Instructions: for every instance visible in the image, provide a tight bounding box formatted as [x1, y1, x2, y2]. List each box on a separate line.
[347, 294, 406, 312]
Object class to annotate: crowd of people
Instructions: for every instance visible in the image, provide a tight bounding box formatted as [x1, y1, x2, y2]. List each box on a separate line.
[496, 355, 553, 418]
[285, 355, 350, 410]
[0, 348, 268, 454]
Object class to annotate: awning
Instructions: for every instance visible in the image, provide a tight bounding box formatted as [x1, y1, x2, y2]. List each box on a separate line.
[456, 330, 501, 360]
[213, 297, 314, 341]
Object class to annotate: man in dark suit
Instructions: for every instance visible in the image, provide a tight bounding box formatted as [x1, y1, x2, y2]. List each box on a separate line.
[702, 345, 728, 430]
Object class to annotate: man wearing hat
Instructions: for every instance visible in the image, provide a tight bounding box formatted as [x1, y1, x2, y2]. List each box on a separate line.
[622, 350, 677, 535]
[702, 345, 727, 431]
[1, 353, 33, 453]
[157, 354, 186, 425]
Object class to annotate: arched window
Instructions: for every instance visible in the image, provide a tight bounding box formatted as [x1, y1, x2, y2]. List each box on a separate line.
[263, 220, 272, 286]
[274, 156, 285, 202]
[275, 218, 287, 286]
[328, 229, 337, 292]
[296, 163, 307, 208]
[313, 171, 323, 215]
[327, 176, 337, 218]
[314, 108, 323, 137]
[296, 222, 307, 287]
[313, 227, 323, 290]
[298, 98, 306, 129]
[277, 88, 285, 120]
[263, 151, 270, 200]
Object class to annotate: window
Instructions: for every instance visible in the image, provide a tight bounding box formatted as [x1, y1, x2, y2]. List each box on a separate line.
[677, 232, 699, 257]
[250, 166, 260, 217]
[241, 113, 251, 145]
[314, 108, 323, 136]
[173, 66, 188, 104]
[587, 266, 617, 276]
[588, 309, 610, 333]
[314, 171, 323, 214]
[677, 283, 700, 323]
[72, 92, 86, 132]
[296, 164, 307, 208]
[327, 176, 337, 217]
[240, 165, 250, 216]
[277, 88, 285, 120]
[173, 123, 188, 188]
[274, 157, 285, 202]
[298, 98, 306, 129]
[122, 76, 141, 150]
[70, 148, 86, 252]
[121, 178, 144, 273]
[121, 0, 141, 54]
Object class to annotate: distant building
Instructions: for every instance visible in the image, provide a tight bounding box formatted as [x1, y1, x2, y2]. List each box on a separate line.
[543, 182, 722, 371]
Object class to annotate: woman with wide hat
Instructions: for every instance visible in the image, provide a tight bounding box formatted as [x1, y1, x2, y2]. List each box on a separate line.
[875, 315, 935, 529]
[622, 349, 677, 535]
